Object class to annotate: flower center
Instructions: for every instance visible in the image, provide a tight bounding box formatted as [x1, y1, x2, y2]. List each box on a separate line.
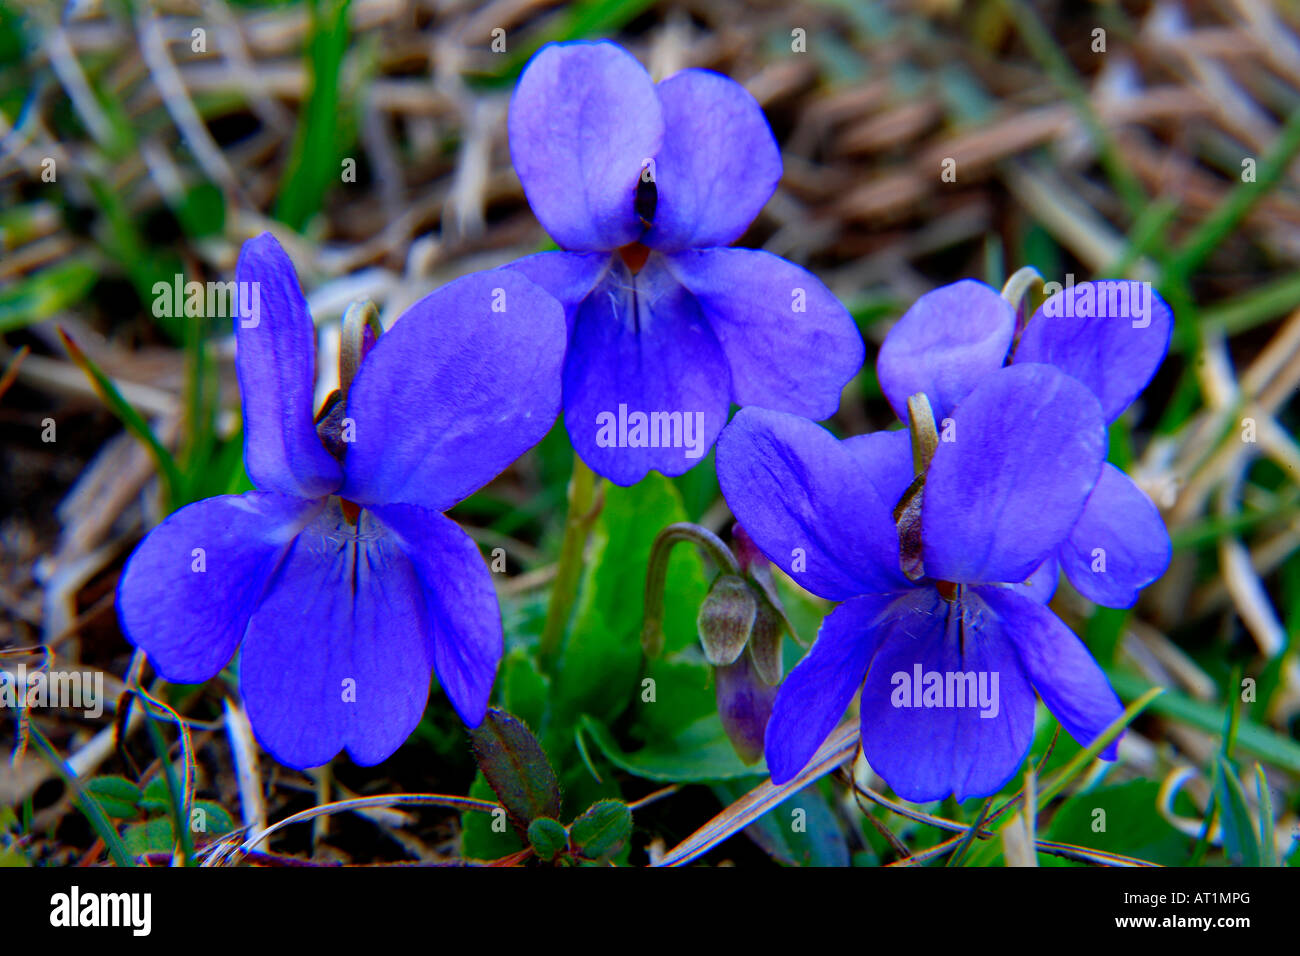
[618, 241, 650, 274]
[339, 498, 362, 525]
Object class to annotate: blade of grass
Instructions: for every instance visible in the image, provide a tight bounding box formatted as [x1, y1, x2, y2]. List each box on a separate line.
[58, 326, 182, 509]
[26, 719, 134, 867]
[1169, 106, 1300, 281]
[275, 0, 352, 230]
[999, 0, 1147, 217]
[1214, 756, 1262, 866]
[1255, 765, 1278, 867]
[1107, 670, 1300, 772]
[1034, 685, 1163, 808]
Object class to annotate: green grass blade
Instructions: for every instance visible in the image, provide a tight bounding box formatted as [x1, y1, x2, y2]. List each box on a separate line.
[26, 720, 135, 867]
[58, 327, 182, 510]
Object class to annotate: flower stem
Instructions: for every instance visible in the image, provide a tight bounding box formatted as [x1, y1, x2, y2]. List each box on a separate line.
[538, 455, 600, 673]
[641, 522, 740, 658]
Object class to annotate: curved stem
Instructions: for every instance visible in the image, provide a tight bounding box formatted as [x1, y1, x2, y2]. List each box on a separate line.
[538, 456, 600, 673]
[641, 522, 739, 658]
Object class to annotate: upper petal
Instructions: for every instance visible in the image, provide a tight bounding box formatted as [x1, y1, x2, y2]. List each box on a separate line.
[765, 593, 895, 784]
[1014, 279, 1173, 422]
[922, 363, 1106, 585]
[857, 588, 1037, 803]
[842, 427, 914, 512]
[508, 41, 663, 251]
[977, 586, 1124, 760]
[117, 492, 322, 684]
[561, 257, 732, 485]
[340, 269, 566, 510]
[643, 69, 782, 252]
[239, 506, 435, 768]
[234, 233, 343, 498]
[715, 406, 909, 601]
[663, 248, 863, 420]
[370, 504, 503, 728]
[1059, 463, 1171, 608]
[876, 280, 1015, 423]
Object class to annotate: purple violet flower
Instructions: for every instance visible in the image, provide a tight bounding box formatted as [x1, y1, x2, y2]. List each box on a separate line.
[116, 234, 567, 769]
[878, 278, 1174, 608]
[504, 40, 864, 485]
[716, 362, 1126, 801]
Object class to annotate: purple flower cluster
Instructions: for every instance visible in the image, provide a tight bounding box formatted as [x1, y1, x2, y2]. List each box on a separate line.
[718, 278, 1173, 799]
[116, 39, 1172, 797]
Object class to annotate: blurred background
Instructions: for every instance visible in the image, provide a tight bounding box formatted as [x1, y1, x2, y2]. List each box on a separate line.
[1, 0, 1299, 866]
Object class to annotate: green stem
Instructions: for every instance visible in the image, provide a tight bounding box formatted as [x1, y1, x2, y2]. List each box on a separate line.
[641, 522, 740, 657]
[538, 456, 599, 673]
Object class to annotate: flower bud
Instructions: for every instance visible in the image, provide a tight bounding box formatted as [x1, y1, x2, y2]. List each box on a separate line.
[697, 574, 757, 667]
[716, 648, 778, 765]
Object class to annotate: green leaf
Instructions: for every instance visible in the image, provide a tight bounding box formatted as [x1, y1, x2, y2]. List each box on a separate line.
[501, 646, 549, 732]
[0, 261, 97, 333]
[139, 776, 171, 815]
[468, 707, 562, 829]
[569, 799, 631, 862]
[85, 776, 143, 820]
[25, 721, 134, 867]
[553, 474, 708, 731]
[579, 714, 767, 783]
[190, 801, 236, 838]
[526, 817, 569, 862]
[1044, 780, 1188, 866]
[175, 182, 226, 239]
[460, 772, 523, 860]
[627, 656, 716, 745]
[714, 780, 849, 867]
[122, 817, 175, 858]
[1215, 757, 1262, 867]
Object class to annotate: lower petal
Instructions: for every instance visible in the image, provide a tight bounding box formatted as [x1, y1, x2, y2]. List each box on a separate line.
[978, 586, 1124, 760]
[1059, 463, 1170, 609]
[858, 588, 1036, 802]
[766, 593, 898, 784]
[239, 506, 435, 769]
[117, 492, 322, 684]
[563, 257, 732, 485]
[370, 504, 503, 728]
